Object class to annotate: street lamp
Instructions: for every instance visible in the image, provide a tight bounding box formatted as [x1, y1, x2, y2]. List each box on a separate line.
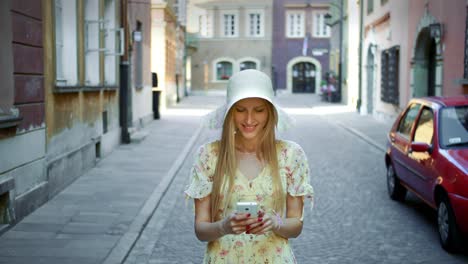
[324, 0, 344, 102]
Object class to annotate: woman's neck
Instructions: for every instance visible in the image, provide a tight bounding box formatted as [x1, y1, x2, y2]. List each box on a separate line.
[235, 137, 258, 153]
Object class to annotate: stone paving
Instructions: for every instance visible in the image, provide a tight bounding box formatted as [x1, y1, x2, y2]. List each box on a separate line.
[125, 94, 468, 264]
[1, 93, 467, 264]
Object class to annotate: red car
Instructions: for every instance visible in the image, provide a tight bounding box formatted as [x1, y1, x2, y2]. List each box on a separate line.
[385, 96, 468, 252]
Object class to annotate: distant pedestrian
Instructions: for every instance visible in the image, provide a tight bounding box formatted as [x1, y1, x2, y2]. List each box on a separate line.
[185, 69, 314, 263]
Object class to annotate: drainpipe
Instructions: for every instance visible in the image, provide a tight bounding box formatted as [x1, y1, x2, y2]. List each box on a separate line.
[357, 0, 364, 113]
[338, 0, 344, 103]
[119, 0, 130, 143]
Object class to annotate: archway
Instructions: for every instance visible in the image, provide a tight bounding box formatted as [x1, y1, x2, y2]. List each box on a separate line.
[412, 28, 437, 97]
[292, 62, 316, 93]
[410, 13, 443, 98]
[286, 56, 322, 93]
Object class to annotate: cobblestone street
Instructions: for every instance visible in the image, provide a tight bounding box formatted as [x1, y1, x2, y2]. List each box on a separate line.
[124, 94, 468, 264]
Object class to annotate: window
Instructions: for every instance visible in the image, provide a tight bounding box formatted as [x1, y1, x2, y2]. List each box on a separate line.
[103, 0, 119, 85]
[199, 11, 213, 38]
[367, 0, 374, 14]
[286, 11, 305, 38]
[246, 10, 264, 37]
[216, 61, 233, 80]
[440, 106, 468, 148]
[312, 12, 331, 38]
[85, 0, 120, 86]
[414, 108, 434, 145]
[397, 104, 421, 139]
[54, 0, 78, 86]
[85, 0, 101, 86]
[240, 61, 257, 71]
[221, 11, 238, 37]
[381, 46, 400, 104]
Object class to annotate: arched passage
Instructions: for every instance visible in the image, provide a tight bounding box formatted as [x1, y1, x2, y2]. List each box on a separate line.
[286, 56, 322, 93]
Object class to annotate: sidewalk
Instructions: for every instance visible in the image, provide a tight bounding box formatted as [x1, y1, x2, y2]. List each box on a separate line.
[0, 95, 220, 264]
[0, 92, 392, 263]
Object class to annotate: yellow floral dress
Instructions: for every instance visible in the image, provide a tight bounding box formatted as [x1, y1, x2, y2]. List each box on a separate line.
[185, 140, 314, 264]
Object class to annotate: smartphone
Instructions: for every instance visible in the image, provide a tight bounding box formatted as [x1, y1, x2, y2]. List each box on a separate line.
[236, 202, 258, 217]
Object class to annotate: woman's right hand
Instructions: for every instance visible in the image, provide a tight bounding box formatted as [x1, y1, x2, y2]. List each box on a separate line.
[219, 213, 256, 235]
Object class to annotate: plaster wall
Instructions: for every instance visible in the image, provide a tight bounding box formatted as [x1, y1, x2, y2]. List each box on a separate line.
[408, 0, 467, 97]
[129, 0, 153, 128]
[362, 0, 408, 122]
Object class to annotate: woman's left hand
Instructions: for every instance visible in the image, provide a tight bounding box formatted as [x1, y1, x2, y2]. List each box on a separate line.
[245, 212, 279, 235]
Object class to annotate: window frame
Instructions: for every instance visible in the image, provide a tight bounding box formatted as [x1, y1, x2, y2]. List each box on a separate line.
[220, 10, 239, 38]
[54, 0, 78, 86]
[312, 11, 331, 38]
[212, 58, 236, 82]
[199, 10, 213, 38]
[245, 9, 264, 38]
[413, 107, 434, 145]
[397, 103, 421, 140]
[285, 10, 305, 38]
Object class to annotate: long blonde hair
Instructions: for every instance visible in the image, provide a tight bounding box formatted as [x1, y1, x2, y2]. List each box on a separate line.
[210, 101, 285, 221]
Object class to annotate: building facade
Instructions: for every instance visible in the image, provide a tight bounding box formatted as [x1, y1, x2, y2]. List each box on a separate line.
[0, 0, 47, 226]
[361, 0, 467, 121]
[407, 0, 468, 98]
[361, 0, 409, 121]
[127, 0, 153, 132]
[151, 0, 182, 109]
[187, 0, 274, 91]
[272, 0, 331, 94]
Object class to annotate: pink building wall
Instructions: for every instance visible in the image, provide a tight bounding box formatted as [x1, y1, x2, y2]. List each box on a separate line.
[408, 0, 467, 97]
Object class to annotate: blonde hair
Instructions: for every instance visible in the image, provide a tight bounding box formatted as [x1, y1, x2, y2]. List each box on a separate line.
[210, 100, 285, 221]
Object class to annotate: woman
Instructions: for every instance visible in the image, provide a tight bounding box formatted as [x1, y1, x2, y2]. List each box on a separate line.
[185, 69, 314, 263]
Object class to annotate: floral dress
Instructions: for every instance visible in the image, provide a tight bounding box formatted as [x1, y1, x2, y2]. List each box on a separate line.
[185, 140, 314, 264]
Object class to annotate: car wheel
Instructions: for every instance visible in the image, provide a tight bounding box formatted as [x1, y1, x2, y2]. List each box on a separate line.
[387, 163, 406, 201]
[437, 195, 462, 253]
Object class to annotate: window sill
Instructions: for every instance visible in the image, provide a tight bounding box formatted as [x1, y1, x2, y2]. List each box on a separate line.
[0, 114, 22, 129]
[456, 78, 468, 85]
[54, 85, 119, 93]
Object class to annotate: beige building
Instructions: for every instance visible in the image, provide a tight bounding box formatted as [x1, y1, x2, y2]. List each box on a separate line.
[361, 0, 409, 122]
[187, 0, 274, 91]
[151, 0, 187, 109]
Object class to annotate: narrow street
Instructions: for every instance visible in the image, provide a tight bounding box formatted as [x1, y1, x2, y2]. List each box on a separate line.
[123, 94, 468, 264]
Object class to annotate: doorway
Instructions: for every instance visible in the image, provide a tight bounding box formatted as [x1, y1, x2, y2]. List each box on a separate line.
[412, 27, 440, 97]
[292, 62, 316, 93]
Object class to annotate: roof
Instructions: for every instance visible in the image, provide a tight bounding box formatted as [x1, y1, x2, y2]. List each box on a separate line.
[419, 96, 468, 107]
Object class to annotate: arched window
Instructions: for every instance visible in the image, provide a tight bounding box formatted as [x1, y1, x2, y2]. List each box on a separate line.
[216, 61, 233, 80]
[239, 61, 257, 71]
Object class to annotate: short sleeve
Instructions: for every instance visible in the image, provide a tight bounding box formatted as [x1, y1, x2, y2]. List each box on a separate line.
[184, 142, 217, 199]
[284, 142, 314, 209]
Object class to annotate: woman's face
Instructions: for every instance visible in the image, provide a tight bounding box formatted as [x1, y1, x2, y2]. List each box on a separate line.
[233, 98, 269, 142]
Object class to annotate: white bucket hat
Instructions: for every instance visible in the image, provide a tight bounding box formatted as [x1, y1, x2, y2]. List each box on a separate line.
[205, 69, 294, 132]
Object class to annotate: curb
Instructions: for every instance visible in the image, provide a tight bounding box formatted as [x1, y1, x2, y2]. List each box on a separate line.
[334, 121, 386, 153]
[102, 123, 204, 264]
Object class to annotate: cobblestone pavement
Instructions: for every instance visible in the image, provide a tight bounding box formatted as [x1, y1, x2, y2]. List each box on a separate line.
[125, 94, 468, 264]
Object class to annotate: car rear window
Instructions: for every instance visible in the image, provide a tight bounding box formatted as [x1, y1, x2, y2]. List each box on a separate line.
[440, 106, 468, 148]
[397, 103, 421, 139]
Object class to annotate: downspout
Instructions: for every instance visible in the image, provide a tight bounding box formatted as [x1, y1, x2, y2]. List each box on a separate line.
[119, 0, 130, 143]
[357, 0, 364, 113]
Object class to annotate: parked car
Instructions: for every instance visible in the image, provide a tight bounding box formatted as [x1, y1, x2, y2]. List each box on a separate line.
[385, 96, 468, 252]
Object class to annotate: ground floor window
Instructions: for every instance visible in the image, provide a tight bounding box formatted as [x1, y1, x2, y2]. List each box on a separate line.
[240, 61, 257, 71]
[216, 61, 233, 80]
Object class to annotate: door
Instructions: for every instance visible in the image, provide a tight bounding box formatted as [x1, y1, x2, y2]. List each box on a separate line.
[407, 107, 436, 202]
[292, 62, 316, 93]
[391, 103, 422, 187]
